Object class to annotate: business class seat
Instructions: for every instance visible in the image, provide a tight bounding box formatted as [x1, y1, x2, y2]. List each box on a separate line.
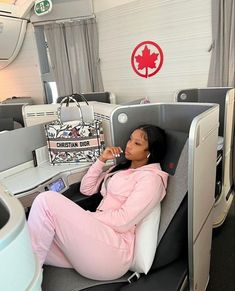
[176, 87, 235, 227]
[42, 129, 189, 291]
[0, 103, 25, 131]
[0, 184, 42, 291]
[0, 117, 23, 131]
[56, 92, 115, 104]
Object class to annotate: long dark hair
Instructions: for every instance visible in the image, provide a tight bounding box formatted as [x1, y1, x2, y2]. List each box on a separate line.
[110, 124, 167, 173]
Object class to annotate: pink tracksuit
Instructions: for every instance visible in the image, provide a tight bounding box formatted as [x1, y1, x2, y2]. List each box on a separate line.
[28, 159, 168, 280]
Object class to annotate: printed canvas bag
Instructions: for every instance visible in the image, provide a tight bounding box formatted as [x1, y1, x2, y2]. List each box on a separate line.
[44, 96, 105, 165]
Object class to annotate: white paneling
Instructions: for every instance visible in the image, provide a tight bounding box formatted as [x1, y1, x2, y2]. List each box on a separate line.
[95, 0, 212, 103]
[0, 23, 44, 104]
[93, 0, 136, 13]
[0, 0, 212, 105]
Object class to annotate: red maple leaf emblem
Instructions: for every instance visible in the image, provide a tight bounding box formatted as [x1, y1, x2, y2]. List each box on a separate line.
[135, 45, 159, 78]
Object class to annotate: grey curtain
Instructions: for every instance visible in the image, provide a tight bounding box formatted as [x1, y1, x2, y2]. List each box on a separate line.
[208, 0, 235, 87]
[44, 18, 104, 97]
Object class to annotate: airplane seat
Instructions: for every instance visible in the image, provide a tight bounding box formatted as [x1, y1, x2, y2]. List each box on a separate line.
[0, 117, 15, 131]
[0, 117, 23, 131]
[42, 129, 189, 291]
[0, 200, 10, 229]
[0, 184, 42, 291]
[56, 92, 114, 104]
[176, 87, 235, 227]
[0, 103, 25, 130]
[2, 96, 34, 105]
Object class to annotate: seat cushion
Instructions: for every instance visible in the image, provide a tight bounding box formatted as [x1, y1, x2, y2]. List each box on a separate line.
[130, 203, 161, 274]
[42, 266, 130, 291]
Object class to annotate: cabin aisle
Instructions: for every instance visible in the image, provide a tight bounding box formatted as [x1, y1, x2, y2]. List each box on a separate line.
[207, 197, 235, 291]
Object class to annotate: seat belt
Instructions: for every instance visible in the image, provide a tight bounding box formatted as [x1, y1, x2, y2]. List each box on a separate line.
[127, 272, 141, 283]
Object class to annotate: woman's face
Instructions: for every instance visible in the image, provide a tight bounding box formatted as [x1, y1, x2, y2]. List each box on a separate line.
[125, 129, 149, 161]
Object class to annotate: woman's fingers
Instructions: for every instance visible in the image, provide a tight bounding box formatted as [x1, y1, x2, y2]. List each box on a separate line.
[110, 146, 123, 157]
[99, 146, 123, 162]
[104, 146, 123, 158]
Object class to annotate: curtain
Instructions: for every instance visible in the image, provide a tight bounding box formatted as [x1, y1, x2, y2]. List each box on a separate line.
[208, 0, 235, 87]
[44, 18, 104, 97]
[44, 23, 73, 97]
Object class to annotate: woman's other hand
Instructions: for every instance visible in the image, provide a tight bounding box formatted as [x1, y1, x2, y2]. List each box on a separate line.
[99, 146, 123, 162]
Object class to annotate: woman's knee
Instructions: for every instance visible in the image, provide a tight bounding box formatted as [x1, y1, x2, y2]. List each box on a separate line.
[33, 191, 59, 207]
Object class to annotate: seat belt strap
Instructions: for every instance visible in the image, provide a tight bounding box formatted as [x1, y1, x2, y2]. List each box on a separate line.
[128, 272, 140, 283]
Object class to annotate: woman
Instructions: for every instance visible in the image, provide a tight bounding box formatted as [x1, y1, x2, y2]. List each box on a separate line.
[28, 124, 168, 280]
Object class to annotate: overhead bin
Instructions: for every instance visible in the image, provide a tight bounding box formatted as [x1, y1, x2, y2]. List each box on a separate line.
[0, 0, 33, 70]
[0, 15, 27, 69]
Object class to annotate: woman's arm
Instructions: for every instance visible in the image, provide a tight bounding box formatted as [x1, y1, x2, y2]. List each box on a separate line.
[94, 173, 166, 232]
[80, 159, 107, 196]
[80, 146, 123, 196]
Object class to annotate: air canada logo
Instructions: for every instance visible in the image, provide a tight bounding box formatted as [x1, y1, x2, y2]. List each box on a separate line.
[131, 41, 164, 78]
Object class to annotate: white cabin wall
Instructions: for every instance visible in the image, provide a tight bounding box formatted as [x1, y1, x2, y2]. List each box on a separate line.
[0, 23, 44, 104]
[93, 0, 137, 13]
[94, 0, 212, 103]
[0, 0, 212, 104]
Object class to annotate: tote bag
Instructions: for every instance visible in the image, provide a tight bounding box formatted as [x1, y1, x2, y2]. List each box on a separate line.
[44, 96, 105, 165]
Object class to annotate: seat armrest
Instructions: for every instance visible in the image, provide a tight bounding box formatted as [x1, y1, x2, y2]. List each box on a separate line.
[62, 183, 102, 211]
[76, 193, 102, 211]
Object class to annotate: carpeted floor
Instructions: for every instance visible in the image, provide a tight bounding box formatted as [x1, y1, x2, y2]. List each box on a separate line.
[206, 198, 235, 291]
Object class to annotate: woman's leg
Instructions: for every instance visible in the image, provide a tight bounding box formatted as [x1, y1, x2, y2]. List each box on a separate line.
[45, 240, 72, 268]
[28, 191, 59, 266]
[28, 191, 132, 280]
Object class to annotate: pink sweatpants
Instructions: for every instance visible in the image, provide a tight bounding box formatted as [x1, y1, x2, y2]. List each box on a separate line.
[27, 191, 133, 280]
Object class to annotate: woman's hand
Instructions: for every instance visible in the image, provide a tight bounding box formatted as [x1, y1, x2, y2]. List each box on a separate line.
[99, 146, 123, 163]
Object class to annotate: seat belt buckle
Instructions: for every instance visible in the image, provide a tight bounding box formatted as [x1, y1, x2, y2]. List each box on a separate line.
[128, 271, 140, 283]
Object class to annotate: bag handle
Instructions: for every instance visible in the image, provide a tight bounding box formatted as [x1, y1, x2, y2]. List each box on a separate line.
[71, 93, 89, 105]
[57, 96, 84, 124]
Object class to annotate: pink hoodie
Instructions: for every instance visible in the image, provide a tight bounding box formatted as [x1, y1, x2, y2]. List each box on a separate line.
[80, 159, 168, 234]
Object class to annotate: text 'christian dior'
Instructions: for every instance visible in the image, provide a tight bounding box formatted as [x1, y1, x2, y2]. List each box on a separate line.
[56, 141, 90, 148]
